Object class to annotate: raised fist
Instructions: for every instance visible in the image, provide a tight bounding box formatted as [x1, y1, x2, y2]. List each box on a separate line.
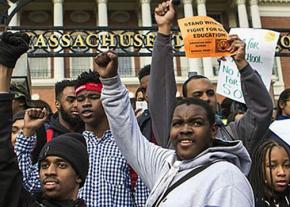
[154, 0, 175, 35]
[94, 51, 118, 79]
[0, 32, 30, 68]
[23, 108, 48, 137]
[227, 34, 248, 70]
[95, 53, 111, 67]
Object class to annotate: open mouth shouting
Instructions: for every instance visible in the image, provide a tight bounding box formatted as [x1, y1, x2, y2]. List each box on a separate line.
[43, 178, 60, 190]
[81, 109, 94, 118]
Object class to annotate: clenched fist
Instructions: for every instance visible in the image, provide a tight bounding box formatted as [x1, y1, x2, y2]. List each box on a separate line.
[94, 51, 118, 79]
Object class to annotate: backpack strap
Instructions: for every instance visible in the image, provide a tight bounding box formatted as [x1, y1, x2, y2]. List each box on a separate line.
[221, 125, 235, 141]
[153, 163, 212, 207]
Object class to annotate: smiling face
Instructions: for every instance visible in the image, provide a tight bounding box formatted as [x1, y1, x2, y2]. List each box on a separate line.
[264, 146, 290, 193]
[170, 103, 215, 160]
[39, 156, 80, 200]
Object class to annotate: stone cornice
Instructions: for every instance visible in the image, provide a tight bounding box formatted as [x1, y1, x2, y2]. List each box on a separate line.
[259, 0, 290, 3]
[140, 0, 151, 4]
[97, 0, 108, 4]
[183, 0, 193, 4]
[52, 0, 63, 4]
[250, 0, 258, 5]
[196, 0, 206, 4]
[236, 0, 246, 5]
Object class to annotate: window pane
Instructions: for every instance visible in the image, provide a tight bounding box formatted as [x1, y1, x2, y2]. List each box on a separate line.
[28, 49, 51, 79]
[116, 48, 133, 78]
[71, 57, 91, 78]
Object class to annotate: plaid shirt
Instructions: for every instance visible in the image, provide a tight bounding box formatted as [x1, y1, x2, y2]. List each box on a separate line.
[15, 134, 41, 192]
[15, 131, 149, 206]
[134, 177, 150, 207]
[80, 130, 135, 206]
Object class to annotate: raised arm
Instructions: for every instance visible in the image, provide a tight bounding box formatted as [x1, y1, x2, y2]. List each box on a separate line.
[226, 35, 273, 152]
[0, 32, 30, 207]
[148, 0, 177, 148]
[227, 64, 273, 152]
[96, 51, 172, 189]
[15, 108, 48, 192]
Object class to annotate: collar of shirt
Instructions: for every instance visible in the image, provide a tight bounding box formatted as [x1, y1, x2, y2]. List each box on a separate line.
[83, 130, 113, 144]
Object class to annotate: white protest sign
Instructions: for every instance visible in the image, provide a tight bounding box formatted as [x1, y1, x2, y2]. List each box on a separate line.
[269, 119, 290, 145]
[216, 28, 280, 103]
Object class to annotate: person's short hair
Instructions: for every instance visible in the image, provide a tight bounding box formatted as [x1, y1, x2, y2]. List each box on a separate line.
[12, 110, 25, 123]
[55, 80, 76, 101]
[175, 97, 215, 125]
[276, 88, 290, 119]
[138, 64, 151, 81]
[182, 75, 209, 97]
[75, 70, 101, 88]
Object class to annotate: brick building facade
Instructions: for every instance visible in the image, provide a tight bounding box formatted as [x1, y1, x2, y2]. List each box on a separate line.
[7, 0, 290, 112]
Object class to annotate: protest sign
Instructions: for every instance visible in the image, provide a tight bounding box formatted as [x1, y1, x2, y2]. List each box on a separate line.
[178, 16, 231, 58]
[269, 119, 290, 145]
[216, 28, 280, 103]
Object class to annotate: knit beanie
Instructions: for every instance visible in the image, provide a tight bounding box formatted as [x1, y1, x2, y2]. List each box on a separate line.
[38, 133, 89, 187]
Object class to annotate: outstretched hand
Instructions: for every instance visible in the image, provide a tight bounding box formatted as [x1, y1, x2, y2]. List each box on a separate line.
[23, 108, 48, 137]
[0, 32, 30, 68]
[94, 51, 118, 79]
[154, 0, 175, 35]
[227, 34, 248, 70]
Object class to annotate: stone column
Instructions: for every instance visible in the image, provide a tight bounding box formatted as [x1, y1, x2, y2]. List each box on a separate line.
[8, 1, 19, 27]
[96, 0, 109, 55]
[140, 0, 152, 66]
[236, 0, 249, 28]
[183, 0, 203, 75]
[97, 0, 108, 26]
[53, 0, 64, 80]
[196, 0, 214, 78]
[250, 0, 261, 28]
[141, 0, 152, 27]
[197, 0, 207, 16]
[183, 0, 193, 17]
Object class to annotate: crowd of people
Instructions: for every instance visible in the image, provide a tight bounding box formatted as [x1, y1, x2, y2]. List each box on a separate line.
[0, 0, 290, 207]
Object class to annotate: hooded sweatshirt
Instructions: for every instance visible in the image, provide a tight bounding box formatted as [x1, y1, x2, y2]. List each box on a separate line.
[147, 33, 273, 153]
[101, 76, 255, 207]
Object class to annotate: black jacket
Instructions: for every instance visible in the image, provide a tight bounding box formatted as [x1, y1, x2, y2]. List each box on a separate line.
[31, 196, 86, 207]
[0, 93, 86, 207]
[137, 110, 152, 141]
[32, 113, 84, 163]
[49, 113, 69, 133]
[138, 109, 172, 148]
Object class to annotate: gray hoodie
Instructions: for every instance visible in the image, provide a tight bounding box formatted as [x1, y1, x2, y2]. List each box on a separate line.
[101, 76, 255, 207]
[148, 33, 273, 153]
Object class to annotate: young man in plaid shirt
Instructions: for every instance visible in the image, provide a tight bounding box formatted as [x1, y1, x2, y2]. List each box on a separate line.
[15, 69, 149, 206]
